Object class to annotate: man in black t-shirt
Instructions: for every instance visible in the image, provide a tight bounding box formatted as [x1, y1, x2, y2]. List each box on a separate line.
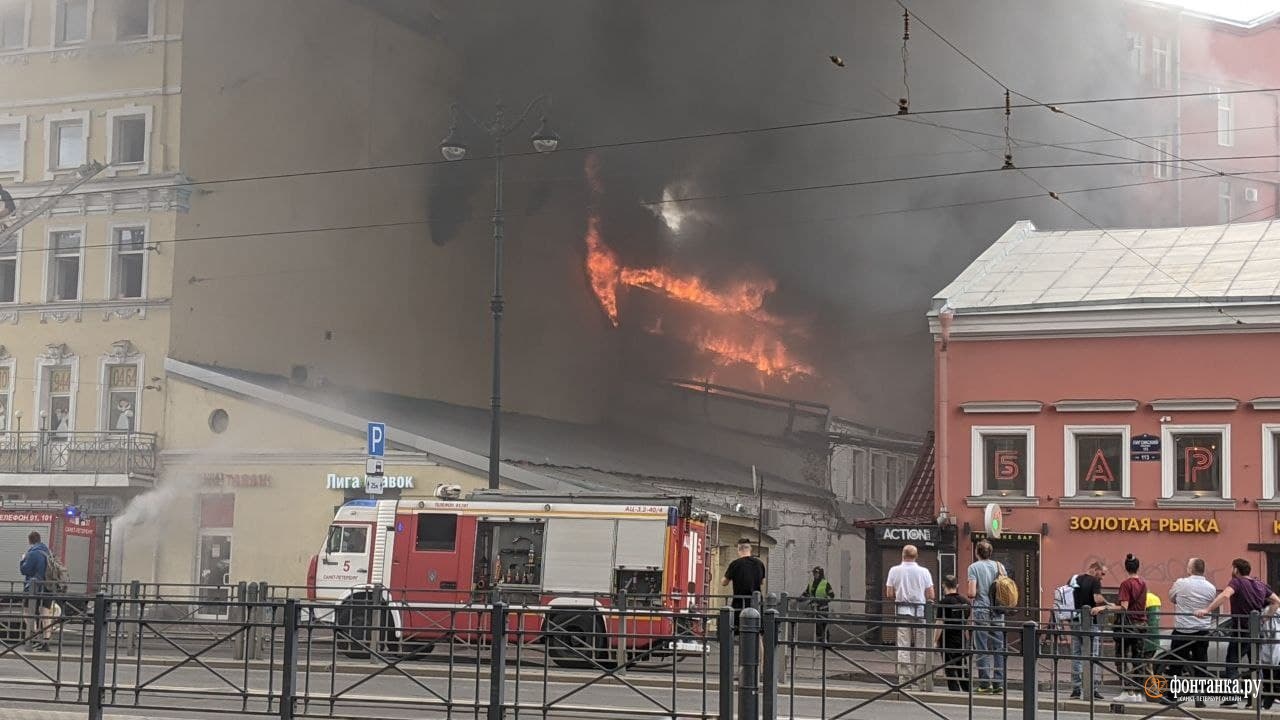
[1070, 561, 1122, 699]
[722, 538, 766, 632]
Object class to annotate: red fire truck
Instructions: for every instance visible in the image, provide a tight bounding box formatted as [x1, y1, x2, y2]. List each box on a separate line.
[306, 489, 717, 664]
[0, 507, 101, 640]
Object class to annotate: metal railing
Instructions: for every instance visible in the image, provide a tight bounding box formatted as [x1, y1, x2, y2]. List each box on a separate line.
[1, 590, 1278, 720]
[0, 430, 157, 476]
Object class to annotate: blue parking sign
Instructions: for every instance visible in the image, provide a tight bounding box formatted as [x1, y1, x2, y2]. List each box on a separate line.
[367, 422, 386, 457]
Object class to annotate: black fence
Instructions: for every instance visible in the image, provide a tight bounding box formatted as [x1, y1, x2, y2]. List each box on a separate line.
[0, 430, 157, 476]
[2, 588, 1279, 720]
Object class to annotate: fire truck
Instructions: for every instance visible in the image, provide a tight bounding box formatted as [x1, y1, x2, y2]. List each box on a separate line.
[0, 506, 101, 640]
[306, 488, 717, 665]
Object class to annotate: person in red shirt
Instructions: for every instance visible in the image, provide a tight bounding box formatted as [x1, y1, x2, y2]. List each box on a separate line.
[1113, 554, 1148, 703]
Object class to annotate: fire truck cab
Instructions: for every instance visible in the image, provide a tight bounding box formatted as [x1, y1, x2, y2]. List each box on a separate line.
[307, 488, 716, 664]
[0, 507, 100, 640]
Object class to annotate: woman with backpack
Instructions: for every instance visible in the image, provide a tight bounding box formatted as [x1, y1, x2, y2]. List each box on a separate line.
[1112, 554, 1148, 703]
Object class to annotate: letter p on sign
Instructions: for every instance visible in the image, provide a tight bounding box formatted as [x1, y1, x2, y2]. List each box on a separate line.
[367, 422, 386, 457]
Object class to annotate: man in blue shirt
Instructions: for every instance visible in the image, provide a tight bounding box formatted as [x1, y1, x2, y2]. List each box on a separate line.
[19, 531, 53, 651]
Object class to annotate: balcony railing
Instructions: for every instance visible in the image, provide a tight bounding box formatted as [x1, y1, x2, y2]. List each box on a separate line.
[0, 431, 157, 477]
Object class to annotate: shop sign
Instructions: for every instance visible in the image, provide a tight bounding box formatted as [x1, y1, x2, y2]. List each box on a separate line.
[879, 526, 938, 544]
[76, 495, 124, 516]
[202, 473, 272, 488]
[970, 531, 1039, 543]
[1271, 521, 1280, 535]
[1068, 516, 1219, 533]
[1130, 434, 1162, 462]
[326, 473, 415, 490]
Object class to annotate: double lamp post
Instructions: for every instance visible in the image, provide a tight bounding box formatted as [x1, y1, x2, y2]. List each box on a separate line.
[440, 97, 560, 490]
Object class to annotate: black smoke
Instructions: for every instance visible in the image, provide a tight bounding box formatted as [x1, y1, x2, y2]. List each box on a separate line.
[421, 0, 1156, 432]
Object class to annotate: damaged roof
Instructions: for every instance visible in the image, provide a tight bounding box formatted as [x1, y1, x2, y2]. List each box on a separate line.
[167, 359, 825, 500]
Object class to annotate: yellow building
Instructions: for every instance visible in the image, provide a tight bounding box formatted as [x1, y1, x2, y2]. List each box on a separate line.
[0, 0, 184, 577]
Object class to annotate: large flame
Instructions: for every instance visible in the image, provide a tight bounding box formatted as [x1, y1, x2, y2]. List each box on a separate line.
[620, 268, 776, 317]
[696, 331, 815, 382]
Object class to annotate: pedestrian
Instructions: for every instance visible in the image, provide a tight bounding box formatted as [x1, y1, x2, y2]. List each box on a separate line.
[1112, 554, 1148, 703]
[801, 566, 835, 644]
[1259, 580, 1280, 711]
[18, 531, 53, 651]
[1195, 557, 1280, 707]
[1167, 557, 1216, 708]
[936, 574, 971, 692]
[721, 538, 766, 634]
[885, 544, 935, 690]
[1070, 561, 1122, 700]
[964, 540, 1006, 694]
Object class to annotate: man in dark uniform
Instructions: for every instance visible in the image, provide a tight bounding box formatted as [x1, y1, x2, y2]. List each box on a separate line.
[721, 538, 766, 633]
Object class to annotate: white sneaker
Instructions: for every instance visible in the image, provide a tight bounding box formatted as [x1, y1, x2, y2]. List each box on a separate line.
[1112, 693, 1130, 703]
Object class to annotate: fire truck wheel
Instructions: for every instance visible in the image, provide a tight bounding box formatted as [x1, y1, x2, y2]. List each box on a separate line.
[545, 612, 610, 670]
[335, 596, 398, 659]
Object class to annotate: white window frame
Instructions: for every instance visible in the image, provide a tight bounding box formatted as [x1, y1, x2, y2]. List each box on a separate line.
[1263, 425, 1280, 501]
[853, 447, 868, 501]
[0, 0, 30, 53]
[43, 109, 90, 179]
[32, 351, 79, 434]
[97, 347, 143, 432]
[1064, 425, 1131, 497]
[1160, 424, 1231, 499]
[44, 225, 85, 302]
[970, 425, 1036, 498]
[1152, 138, 1172, 180]
[51, 0, 93, 47]
[1128, 32, 1144, 76]
[1152, 35, 1173, 90]
[0, 353, 14, 440]
[1216, 89, 1234, 147]
[1219, 180, 1233, 224]
[0, 228, 19, 304]
[104, 104, 152, 174]
[105, 220, 148, 299]
[0, 114, 29, 181]
[114, 0, 152, 41]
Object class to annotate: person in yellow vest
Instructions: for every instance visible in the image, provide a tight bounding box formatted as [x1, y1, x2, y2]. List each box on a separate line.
[802, 566, 835, 643]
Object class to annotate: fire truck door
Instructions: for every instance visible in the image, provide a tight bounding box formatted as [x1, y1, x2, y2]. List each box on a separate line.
[404, 513, 464, 602]
[317, 523, 375, 589]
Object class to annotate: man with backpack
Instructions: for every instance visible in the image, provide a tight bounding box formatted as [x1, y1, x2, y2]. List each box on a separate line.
[965, 540, 1011, 694]
[1195, 557, 1280, 707]
[19, 531, 55, 651]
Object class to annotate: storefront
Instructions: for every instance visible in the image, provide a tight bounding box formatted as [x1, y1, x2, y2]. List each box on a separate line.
[931, 220, 1280, 613]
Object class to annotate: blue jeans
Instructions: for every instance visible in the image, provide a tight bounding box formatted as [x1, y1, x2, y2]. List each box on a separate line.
[1071, 617, 1102, 692]
[973, 606, 1006, 687]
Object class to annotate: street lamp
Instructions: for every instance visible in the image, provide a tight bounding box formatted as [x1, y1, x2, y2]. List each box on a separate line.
[440, 97, 560, 490]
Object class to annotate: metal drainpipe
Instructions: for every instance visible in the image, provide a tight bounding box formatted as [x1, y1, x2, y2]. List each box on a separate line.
[937, 307, 955, 530]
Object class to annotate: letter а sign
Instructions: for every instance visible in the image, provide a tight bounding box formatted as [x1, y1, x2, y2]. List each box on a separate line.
[367, 422, 386, 457]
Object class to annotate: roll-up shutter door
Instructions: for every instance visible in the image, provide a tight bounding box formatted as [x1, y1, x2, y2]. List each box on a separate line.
[0, 523, 48, 584]
[614, 520, 667, 569]
[542, 518, 615, 592]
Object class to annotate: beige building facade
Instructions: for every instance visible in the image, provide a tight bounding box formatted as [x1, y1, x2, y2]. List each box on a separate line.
[0, 0, 185, 579]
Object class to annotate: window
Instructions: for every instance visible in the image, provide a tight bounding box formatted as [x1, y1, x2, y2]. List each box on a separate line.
[112, 115, 144, 164]
[1217, 90, 1234, 147]
[111, 226, 145, 298]
[1151, 36, 1173, 90]
[44, 365, 72, 436]
[105, 363, 136, 432]
[1, 1, 25, 50]
[871, 452, 886, 506]
[325, 525, 369, 555]
[1152, 138, 1172, 180]
[116, 0, 147, 40]
[1160, 425, 1230, 500]
[0, 233, 14, 303]
[47, 229, 80, 301]
[853, 447, 867, 501]
[51, 120, 84, 169]
[1264, 425, 1280, 501]
[0, 123, 20, 172]
[1127, 32, 1144, 76]
[1065, 427, 1129, 497]
[55, 0, 88, 45]
[887, 456, 901, 501]
[415, 513, 458, 551]
[1219, 180, 1233, 224]
[0, 365, 10, 435]
[970, 426, 1035, 498]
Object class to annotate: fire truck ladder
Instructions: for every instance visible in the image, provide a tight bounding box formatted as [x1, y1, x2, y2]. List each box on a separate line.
[0, 161, 108, 243]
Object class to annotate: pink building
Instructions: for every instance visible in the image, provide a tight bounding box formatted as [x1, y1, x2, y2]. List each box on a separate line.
[932, 219, 1280, 614]
[1125, 2, 1280, 226]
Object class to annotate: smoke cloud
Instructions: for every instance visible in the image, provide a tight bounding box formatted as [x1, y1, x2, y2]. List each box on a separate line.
[430, 0, 1151, 431]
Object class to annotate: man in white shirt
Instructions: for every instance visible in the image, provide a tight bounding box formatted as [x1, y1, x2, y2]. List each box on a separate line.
[885, 544, 935, 689]
[1167, 557, 1217, 708]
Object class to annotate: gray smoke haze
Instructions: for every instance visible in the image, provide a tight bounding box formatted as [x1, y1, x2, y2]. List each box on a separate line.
[425, 0, 1151, 431]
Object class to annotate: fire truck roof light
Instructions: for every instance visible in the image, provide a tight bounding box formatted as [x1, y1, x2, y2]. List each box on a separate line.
[342, 499, 378, 508]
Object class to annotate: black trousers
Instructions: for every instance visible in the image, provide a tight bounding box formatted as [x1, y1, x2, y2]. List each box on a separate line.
[942, 645, 970, 692]
[1168, 629, 1209, 679]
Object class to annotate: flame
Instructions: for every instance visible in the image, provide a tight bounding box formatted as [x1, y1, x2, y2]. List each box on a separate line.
[620, 268, 776, 316]
[585, 214, 621, 327]
[696, 331, 815, 382]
